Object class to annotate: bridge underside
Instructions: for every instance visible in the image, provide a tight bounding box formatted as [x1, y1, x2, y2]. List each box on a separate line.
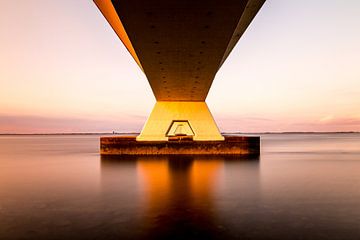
[94, 0, 265, 143]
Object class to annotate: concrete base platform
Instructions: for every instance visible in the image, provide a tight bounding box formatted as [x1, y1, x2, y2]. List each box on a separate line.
[100, 135, 260, 155]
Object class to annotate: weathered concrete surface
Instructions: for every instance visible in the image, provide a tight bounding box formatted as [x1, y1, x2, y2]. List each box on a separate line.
[100, 135, 260, 155]
[94, 0, 266, 101]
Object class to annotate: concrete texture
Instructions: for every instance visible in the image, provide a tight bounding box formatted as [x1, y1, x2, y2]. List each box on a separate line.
[94, 0, 266, 143]
[137, 101, 224, 141]
[101, 135, 260, 155]
[94, 0, 265, 101]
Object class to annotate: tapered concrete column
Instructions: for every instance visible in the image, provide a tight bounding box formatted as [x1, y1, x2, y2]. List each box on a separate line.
[94, 0, 265, 152]
[137, 101, 224, 141]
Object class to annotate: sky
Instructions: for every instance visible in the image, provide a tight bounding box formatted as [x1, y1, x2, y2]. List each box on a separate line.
[0, 0, 359, 133]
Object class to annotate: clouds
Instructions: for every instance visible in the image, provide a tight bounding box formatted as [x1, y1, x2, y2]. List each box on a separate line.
[215, 115, 360, 133]
[0, 0, 359, 133]
[0, 114, 145, 134]
[317, 116, 360, 128]
[0, 111, 359, 134]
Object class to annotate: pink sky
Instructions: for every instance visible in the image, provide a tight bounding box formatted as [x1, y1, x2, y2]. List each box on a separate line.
[0, 0, 359, 133]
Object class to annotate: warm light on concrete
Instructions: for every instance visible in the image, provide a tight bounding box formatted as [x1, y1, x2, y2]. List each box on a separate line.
[94, 0, 265, 142]
[100, 136, 260, 155]
[137, 102, 224, 141]
[93, 0, 142, 69]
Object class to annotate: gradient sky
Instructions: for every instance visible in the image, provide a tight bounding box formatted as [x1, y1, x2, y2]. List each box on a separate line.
[0, 0, 359, 133]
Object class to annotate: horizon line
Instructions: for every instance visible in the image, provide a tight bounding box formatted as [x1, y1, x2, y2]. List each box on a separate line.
[0, 131, 359, 136]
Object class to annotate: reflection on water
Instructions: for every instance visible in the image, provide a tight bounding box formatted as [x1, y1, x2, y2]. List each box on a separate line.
[101, 155, 259, 239]
[0, 134, 360, 239]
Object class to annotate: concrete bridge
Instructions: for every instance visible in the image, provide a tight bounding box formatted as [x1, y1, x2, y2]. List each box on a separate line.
[94, 0, 265, 154]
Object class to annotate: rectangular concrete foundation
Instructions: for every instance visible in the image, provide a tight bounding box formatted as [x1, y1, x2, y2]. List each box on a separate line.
[100, 135, 260, 155]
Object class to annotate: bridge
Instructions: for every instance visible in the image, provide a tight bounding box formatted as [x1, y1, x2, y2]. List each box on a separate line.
[95, 0, 265, 154]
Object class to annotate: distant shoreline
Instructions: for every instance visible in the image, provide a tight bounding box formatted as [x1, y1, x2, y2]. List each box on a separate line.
[0, 132, 359, 136]
[0, 133, 137, 136]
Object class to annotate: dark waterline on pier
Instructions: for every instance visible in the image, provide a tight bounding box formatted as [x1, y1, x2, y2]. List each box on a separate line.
[0, 134, 360, 239]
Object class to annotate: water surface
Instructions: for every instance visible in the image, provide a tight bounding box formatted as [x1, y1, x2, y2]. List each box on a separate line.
[0, 134, 359, 239]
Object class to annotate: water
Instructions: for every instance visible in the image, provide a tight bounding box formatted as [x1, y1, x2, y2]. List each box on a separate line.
[0, 134, 359, 240]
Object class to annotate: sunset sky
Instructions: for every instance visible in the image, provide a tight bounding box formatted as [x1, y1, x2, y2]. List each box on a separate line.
[0, 0, 359, 133]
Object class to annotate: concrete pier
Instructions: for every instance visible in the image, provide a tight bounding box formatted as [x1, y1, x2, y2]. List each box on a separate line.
[94, 1, 265, 155]
[100, 135, 260, 156]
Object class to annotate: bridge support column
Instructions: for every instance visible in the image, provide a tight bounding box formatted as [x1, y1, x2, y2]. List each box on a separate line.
[136, 101, 224, 141]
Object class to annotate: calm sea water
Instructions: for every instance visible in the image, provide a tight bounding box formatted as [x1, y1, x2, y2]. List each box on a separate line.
[0, 134, 359, 240]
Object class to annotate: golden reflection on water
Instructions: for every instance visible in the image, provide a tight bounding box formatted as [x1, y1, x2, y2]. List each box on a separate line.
[137, 158, 172, 213]
[136, 156, 224, 215]
[100, 155, 259, 239]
